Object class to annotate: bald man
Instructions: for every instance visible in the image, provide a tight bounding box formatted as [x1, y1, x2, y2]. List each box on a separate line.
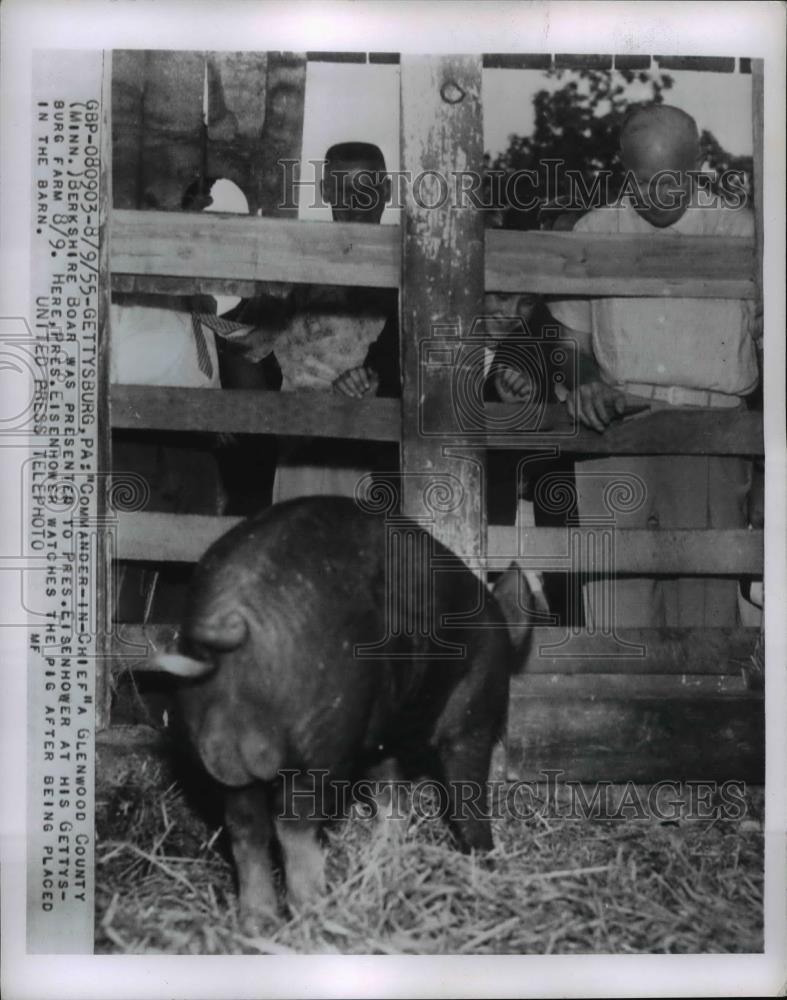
[548, 104, 759, 628]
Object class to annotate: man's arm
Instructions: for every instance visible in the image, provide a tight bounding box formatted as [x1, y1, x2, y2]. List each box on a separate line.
[545, 306, 627, 433]
[333, 311, 401, 399]
[362, 312, 400, 398]
[542, 208, 630, 432]
[484, 299, 592, 406]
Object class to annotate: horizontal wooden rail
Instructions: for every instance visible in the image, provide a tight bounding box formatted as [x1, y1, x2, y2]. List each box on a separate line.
[488, 228, 755, 298]
[112, 211, 398, 292]
[304, 54, 747, 73]
[95, 711, 764, 787]
[111, 510, 763, 573]
[111, 211, 756, 299]
[111, 386, 763, 455]
[112, 385, 401, 441]
[112, 512, 232, 561]
[513, 673, 755, 698]
[488, 526, 762, 575]
[505, 694, 763, 782]
[527, 626, 758, 674]
[111, 624, 759, 678]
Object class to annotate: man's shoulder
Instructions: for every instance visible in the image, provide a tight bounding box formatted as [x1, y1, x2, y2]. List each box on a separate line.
[575, 203, 755, 237]
[708, 204, 755, 236]
[682, 203, 754, 236]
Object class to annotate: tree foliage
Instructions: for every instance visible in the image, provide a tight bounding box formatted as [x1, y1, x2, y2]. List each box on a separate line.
[491, 67, 752, 229]
[699, 128, 754, 201]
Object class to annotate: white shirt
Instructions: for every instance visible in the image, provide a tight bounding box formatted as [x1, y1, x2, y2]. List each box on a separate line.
[548, 201, 759, 395]
[110, 304, 220, 388]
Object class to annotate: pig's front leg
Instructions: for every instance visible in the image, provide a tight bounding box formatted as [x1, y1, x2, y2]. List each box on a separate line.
[225, 784, 278, 932]
[436, 731, 497, 853]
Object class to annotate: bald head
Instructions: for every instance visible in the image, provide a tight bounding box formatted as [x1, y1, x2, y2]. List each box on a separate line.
[619, 104, 701, 227]
[621, 105, 700, 171]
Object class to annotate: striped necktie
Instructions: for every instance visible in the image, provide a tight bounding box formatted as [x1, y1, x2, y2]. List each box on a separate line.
[190, 313, 214, 379]
[192, 312, 277, 378]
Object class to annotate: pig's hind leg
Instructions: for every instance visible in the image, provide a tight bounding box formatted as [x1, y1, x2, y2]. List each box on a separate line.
[225, 784, 279, 932]
[366, 757, 410, 844]
[274, 772, 327, 914]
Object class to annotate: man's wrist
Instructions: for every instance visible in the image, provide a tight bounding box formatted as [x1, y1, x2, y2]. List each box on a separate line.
[576, 353, 601, 385]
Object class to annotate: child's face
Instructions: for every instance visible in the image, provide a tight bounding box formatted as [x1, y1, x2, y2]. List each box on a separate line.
[322, 160, 389, 224]
[483, 293, 539, 326]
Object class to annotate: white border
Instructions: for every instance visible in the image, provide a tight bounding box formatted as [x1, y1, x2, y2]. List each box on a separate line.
[1, 2, 785, 998]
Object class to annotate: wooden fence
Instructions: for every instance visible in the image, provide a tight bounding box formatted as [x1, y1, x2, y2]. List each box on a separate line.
[98, 53, 765, 784]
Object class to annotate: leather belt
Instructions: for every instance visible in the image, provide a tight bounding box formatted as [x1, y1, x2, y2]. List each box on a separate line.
[624, 381, 743, 409]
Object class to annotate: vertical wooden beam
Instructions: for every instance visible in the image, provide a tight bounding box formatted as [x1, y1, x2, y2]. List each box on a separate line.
[206, 53, 270, 204]
[110, 50, 146, 209]
[751, 60, 764, 322]
[399, 55, 486, 562]
[140, 51, 204, 210]
[96, 51, 113, 730]
[252, 52, 307, 218]
[750, 58, 765, 668]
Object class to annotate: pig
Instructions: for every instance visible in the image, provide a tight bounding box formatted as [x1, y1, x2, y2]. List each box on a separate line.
[155, 495, 535, 928]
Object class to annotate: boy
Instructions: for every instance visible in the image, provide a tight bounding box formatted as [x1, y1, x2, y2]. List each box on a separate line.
[215, 142, 398, 500]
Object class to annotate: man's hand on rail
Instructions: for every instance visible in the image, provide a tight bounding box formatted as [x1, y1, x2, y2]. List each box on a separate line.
[562, 379, 627, 433]
[493, 366, 535, 404]
[332, 366, 379, 399]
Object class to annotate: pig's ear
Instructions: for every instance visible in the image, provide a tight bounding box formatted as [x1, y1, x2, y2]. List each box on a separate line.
[153, 653, 212, 678]
[492, 562, 544, 657]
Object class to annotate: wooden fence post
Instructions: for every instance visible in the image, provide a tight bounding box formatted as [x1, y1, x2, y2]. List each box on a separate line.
[751, 59, 764, 310]
[399, 55, 486, 562]
[253, 52, 307, 218]
[751, 57, 764, 413]
[750, 57, 765, 676]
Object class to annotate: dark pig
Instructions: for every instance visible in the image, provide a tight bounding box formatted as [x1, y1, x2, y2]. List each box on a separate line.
[155, 495, 535, 928]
